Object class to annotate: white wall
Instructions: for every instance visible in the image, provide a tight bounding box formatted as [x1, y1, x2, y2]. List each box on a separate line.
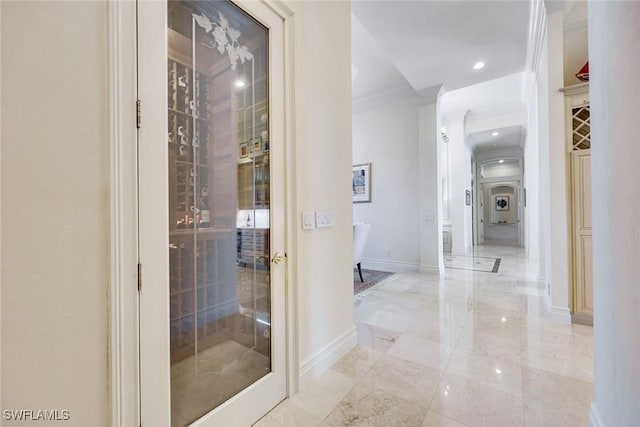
[536, 26, 551, 285]
[543, 10, 571, 321]
[443, 112, 472, 255]
[589, 3, 640, 426]
[524, 71, 541, 268]
[489, 188, 516, 224]
[418, 102, 444, 274]
[563, 29, 588, 87]
[291, 0, 356, 384]
[352, 96, 421, 272]
[480, 183, 519, 243]
[1, 2, 110, 424]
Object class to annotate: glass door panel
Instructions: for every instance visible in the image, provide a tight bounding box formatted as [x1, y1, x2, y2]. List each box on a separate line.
[167, 1, 270, 425]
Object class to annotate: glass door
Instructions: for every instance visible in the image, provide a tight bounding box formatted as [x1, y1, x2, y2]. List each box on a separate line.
[137, 1, 287, 425]
[168, 1, 272, 425]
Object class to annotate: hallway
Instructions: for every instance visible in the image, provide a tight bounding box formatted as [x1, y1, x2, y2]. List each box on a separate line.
[256, 246, 593, 426]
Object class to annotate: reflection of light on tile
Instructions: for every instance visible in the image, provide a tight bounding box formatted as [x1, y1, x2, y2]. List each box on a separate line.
[495, 368, 502, 374]
[501, 317, 507, 322]
[444, 390, 448, 396]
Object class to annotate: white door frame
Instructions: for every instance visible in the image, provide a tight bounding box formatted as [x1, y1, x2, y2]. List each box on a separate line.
[107, 1, 298, 425]
[475, 157, 525, 247]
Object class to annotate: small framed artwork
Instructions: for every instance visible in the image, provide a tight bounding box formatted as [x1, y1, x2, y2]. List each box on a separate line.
[352, 163, 371, 203]
[250, 137, 262, 156]
[239, 142, 249, 158]
[465, 190, 471, 206]
[495, 196, 509, 211]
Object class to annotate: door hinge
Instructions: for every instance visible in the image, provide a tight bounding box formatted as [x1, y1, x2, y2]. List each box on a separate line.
[137, 263, 142, 292]
[136, 99, 142, 128]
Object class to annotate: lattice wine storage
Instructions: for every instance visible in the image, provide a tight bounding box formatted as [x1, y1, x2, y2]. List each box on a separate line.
[571, 105, 591, 151]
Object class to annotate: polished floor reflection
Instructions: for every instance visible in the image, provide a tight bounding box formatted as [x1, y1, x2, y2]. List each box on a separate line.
[255, 246, 593, 427]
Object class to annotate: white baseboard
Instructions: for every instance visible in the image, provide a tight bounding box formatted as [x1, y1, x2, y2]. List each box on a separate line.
[361, 258, 419, 273]
[419, 264, 444, 275]
[589, 403, 604, 427]
[543, 296, 571, 324]
[298, 326, 357, 388]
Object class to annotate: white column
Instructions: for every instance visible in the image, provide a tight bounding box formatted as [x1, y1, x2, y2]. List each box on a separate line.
[447, 112, 472, 256]
[589, 3, 640, 426]
[536, 31, 551, 284]
[542, 10, 571, 321]
[419, 102, 444, 274]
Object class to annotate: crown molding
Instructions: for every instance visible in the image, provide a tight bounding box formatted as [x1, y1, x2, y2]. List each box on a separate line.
[527, 0, 547, 74]
[352, 84, 418, 113]
[560, 81, 589, 95]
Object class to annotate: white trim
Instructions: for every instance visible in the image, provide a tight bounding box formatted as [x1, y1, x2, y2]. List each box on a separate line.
[526, 0, 547, 74]
[108, 1, 139, 426]
[419, 265, 444, 275]
[298, 327, 357, 387]
[353, 85, 418, 114]
[589, 403, 605, 427]
[543, 295, 572, 324]
[361, 257, 420, 273]
[560, 82, 589, 96]
[269, 0, 300, 399]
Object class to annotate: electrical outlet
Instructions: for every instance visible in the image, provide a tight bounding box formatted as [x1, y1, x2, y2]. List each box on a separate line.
[302, 212, 316, 230]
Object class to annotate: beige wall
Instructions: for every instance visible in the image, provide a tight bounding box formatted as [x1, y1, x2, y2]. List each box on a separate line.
[290, 0, 355, 377]
[1, 0, 354, 422]
[1, 1, 110, 426]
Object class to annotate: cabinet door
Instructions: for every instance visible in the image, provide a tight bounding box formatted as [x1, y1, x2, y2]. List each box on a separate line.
[137, 1, 288, 425]
[572, 150, 593, 316]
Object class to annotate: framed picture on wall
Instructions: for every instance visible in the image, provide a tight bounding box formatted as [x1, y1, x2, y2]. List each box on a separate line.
[352, 163, 371, 203]
[465, 190, 471, 206]
[250, 137, 263, 156]
[239, 142, 249, 159]
[495, 196, 509, 211]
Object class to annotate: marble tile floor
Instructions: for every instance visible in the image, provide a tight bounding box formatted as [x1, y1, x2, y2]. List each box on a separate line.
[255, 245, 593, 427]
[444, 254, 500, 273]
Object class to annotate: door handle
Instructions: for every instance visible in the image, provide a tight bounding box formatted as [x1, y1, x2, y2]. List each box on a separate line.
[271, 252, 287, 265]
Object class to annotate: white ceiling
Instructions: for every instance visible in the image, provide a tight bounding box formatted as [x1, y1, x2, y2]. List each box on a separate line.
[467, 125, 526, 151]
[351, 14, 413, 100]
[351, 1, 530, 96]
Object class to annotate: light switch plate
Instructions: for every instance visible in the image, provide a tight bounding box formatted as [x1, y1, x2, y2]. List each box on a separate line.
[302, 212, 316, 230]
[315, 210, 334, 228]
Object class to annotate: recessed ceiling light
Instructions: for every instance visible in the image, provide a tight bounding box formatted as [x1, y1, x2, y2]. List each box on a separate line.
[473, 61, 485, 70]
[495, 368, 502, 374]
[499, 160, 504, 163]
[492, 132, 499, 136]
[234, 79, 246, 88]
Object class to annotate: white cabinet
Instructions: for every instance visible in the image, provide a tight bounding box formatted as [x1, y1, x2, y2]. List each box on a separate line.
[564, 83, 593, 324]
